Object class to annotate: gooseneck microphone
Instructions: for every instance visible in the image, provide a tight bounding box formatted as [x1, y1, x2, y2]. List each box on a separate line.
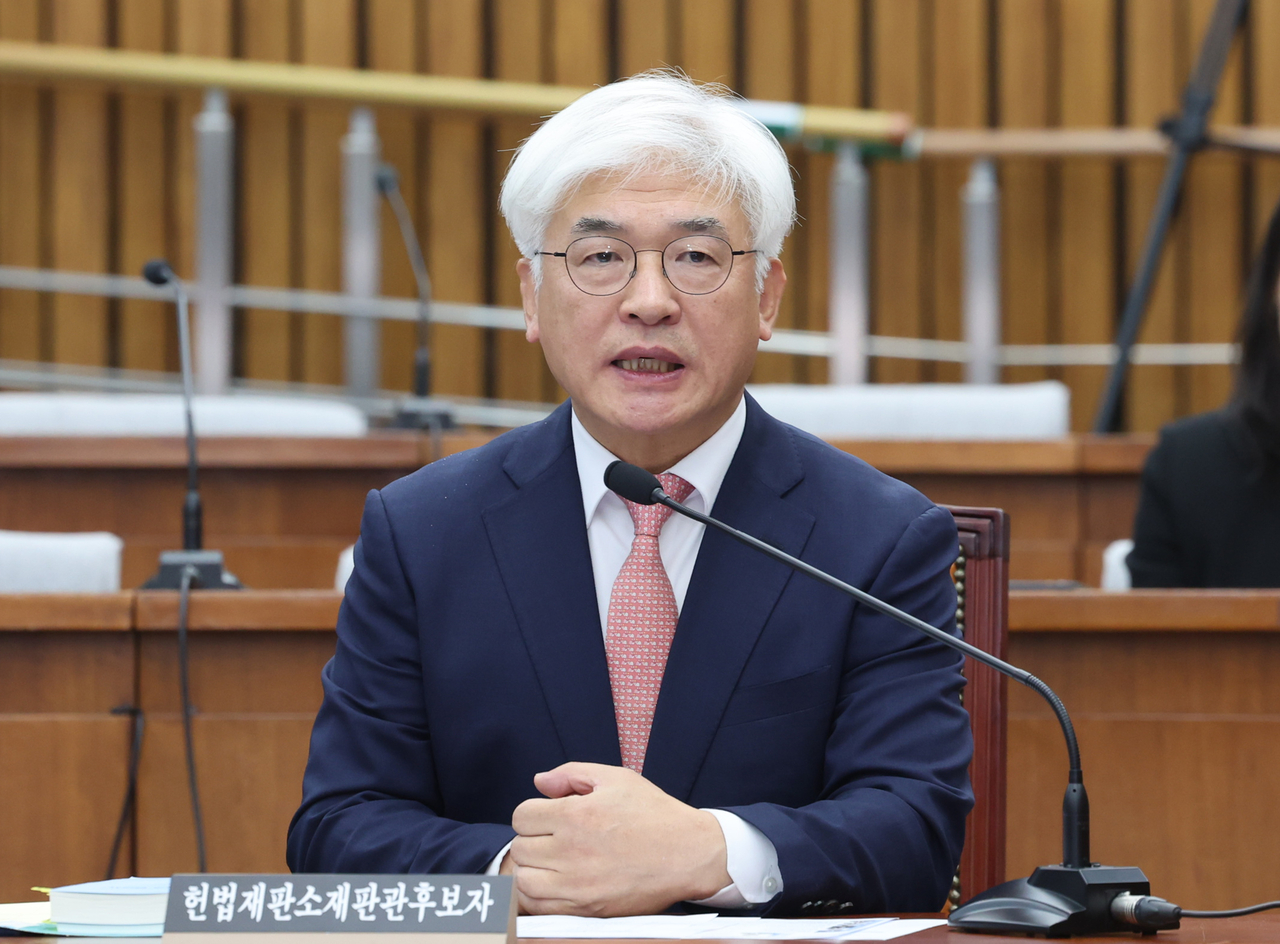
[143, 260, 201, 551]
[376, 163, 455, 446]
[375, 164, 433, 399]
[140, 258, 241, 592]
[603, 460, 1165, 936]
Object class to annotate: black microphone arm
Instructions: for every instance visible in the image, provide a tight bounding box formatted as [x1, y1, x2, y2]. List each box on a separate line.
[376, 163, 454, 443]
[143, 259, 200, 551]
[140, 259, 241, 591]
[603, 459, 1173, 936]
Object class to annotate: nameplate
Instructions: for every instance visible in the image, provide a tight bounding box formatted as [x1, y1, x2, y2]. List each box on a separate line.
[163, 874, 514, 944]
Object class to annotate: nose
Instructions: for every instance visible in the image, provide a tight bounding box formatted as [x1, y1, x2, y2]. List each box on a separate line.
[619, 250, 681, 326]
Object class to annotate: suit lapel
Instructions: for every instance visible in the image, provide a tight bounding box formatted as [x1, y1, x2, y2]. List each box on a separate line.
[643, 397, 816, 801]
[481, 404, 622, 767]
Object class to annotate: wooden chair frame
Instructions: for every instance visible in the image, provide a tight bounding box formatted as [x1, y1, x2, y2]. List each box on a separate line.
[944, 505, 1010, 905]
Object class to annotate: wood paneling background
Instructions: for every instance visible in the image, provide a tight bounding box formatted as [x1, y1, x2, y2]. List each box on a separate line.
[2, 0, 1278, 430]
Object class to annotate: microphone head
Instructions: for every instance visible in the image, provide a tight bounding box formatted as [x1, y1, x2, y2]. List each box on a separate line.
[604, 460, 664, 505]
[142, 258, 175, 285]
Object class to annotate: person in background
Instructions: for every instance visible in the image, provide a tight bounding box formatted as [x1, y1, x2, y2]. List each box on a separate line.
[1127, 194, 1280, 587]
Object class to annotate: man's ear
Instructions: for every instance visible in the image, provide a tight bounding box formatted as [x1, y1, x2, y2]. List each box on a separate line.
[517, 257, 540, 343]
[757, 258, 787, 342]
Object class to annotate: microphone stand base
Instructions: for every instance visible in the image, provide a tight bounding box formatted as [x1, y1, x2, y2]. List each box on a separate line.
[140, 550, 243, 590]
[949, 864, 1165, 937]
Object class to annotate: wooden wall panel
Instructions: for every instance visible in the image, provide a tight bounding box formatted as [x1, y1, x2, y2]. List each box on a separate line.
[996, 0, 1053, 387]
[135, 631, 335, 876]
[794, 0, 860, 388]
[1056, 0, 1116, 430]
[367, 0, 419, 394]
[116, 0, 174, 373]
[1184, 0, 1244, 417]
[238, 0, 296, 383]
[1007, 631, 1280, 910]
[617, 0, 673, 75]
[0, 1, 44, 364]
[0, 631, 134, 900]
[869, 0, 926, 383]
[0, 4, 1275, 431]
[49, 0, 110, 368]
[677, 0, 736, 87]
[173, 1, 232, 280]
[1123, 0, 1182, 430]
[743, 0, 799, 385]
[930, 0, 989, 384]
[299, 0, 357, 387]
[1253, 0, 1280, 256]
[421, 0, 486, 398]
[491, 0, 551, 403]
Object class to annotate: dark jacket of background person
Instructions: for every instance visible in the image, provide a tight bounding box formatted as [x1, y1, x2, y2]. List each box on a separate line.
[1128, 410, 1280, 587]
[1128, 191, 1280, 588]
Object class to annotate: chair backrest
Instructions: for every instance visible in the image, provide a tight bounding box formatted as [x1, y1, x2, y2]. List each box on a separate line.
[943, 505, 1010, 905]
[0, 529, 124, 592]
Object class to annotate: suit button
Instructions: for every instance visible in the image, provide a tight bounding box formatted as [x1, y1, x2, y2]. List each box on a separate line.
[839, 902, 855, 913]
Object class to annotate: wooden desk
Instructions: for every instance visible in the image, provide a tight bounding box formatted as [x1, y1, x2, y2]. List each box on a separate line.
[0, 435, 1153, 588]
[910, 913, 1280, 942]
[3, 589, 1275, 918]
[1005, 590, 1280, 913]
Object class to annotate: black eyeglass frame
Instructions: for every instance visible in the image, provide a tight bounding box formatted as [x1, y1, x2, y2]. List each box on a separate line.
[536, 235, 761, 297]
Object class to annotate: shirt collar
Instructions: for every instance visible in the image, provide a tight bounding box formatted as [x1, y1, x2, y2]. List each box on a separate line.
[571, 396, 748, 524]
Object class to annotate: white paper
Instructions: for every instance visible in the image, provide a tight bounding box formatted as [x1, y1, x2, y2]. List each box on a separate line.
[517, 914, 944, 940]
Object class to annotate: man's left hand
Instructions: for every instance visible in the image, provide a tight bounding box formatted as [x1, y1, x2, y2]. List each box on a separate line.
[509, 762, 731, 916]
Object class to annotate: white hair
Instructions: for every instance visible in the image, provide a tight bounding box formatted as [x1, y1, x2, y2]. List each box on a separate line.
[499, 71, 796, 290]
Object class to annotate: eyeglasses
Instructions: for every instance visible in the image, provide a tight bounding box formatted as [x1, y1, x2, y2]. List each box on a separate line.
[537, 235, 760, 296]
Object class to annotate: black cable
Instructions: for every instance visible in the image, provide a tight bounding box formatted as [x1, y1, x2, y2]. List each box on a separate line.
[1182, 900, 1280, 918]
[105, 706, 145, 880]
[178, 564, 208, 872]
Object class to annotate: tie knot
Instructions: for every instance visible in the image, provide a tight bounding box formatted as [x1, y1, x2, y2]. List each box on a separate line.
[623, 472, 694, 536]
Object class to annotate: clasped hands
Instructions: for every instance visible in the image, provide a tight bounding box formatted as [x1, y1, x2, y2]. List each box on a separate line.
[500, 762, 731, 916]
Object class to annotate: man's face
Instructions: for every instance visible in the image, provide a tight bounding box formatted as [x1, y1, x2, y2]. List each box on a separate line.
[517, 171, 786, 466]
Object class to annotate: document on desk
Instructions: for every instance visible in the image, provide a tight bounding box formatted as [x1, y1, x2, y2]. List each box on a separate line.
[518, 914, 947, 940]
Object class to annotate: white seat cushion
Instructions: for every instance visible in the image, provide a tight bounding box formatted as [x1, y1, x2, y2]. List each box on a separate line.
[1101, 538, 1134, 591]
[0, 530, 123, 593]
[746, 381, 1070, 440]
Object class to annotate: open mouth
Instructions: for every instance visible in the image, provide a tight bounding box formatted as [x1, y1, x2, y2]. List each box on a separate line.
[613, 357, 683, 374]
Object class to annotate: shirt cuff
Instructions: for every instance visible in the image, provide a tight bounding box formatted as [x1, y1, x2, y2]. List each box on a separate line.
[690, 809, 783, 907]
[484, 841, 513, 876]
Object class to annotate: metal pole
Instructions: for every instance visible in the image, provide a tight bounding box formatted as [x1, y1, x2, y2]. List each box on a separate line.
[962, 158, 1001, 384]
[342, 107, 381, 397]
[193, 88, 234, 395]
[829, 142, 869, 384]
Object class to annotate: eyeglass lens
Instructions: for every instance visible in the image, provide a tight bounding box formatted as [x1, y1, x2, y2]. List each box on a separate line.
[562, 236, 737, 296]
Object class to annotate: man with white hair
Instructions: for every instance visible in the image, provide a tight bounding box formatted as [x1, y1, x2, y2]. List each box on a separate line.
[288, 73, 973, 918]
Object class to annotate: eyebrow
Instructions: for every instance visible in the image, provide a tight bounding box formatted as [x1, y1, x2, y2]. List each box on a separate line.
[568, 216, 729, 237]
[674, 217, 728, 236]
[570, 217, 624, 235]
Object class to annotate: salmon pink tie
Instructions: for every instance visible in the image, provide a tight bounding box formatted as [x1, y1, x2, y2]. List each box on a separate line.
[605, 472, 696, 773]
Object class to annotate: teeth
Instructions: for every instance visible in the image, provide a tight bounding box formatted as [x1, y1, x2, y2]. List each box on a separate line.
[617, 357, 679, 373]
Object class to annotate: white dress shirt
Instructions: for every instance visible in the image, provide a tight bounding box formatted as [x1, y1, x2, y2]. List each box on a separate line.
[483, 398, 782, 908]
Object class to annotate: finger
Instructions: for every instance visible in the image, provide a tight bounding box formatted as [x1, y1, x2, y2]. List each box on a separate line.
[511, 796, 563, 836]
[534, 762, 615, 798]
[509, 834, 562, 869]
[514, 863, 576, 906]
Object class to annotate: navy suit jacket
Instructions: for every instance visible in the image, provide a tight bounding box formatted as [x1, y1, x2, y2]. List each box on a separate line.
[287, 396, 974, 914]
